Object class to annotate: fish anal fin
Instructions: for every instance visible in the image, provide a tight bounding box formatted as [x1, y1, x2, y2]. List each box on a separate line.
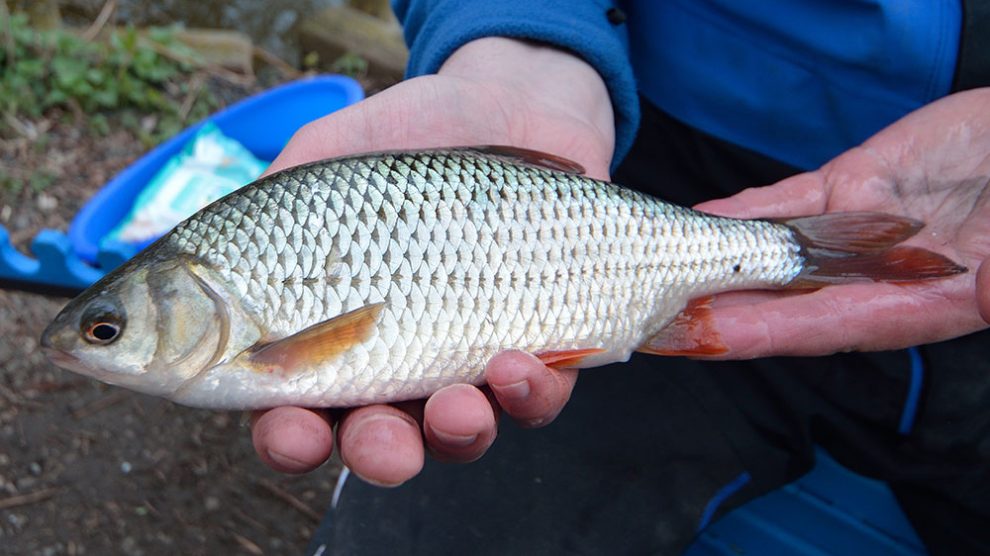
[470, 145, 586, 175]
[536, 348, 606, 369]
[248, 303, 384, 375]
[637, 296, 728, 356]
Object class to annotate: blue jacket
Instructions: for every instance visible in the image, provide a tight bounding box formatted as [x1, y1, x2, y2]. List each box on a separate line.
[392, 0, 961, 170]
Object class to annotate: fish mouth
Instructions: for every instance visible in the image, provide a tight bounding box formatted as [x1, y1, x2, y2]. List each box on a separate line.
[41, 345, 168, 396]
[39, 318, 61, 351]
[40, 318, 90, 374]
[40, 346, 106, 380]
[42, 346, 81, 369]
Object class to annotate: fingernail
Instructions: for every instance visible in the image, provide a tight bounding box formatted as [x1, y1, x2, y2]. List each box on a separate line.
[428, 426, 478, 448]
[359, 475, 406, 488]
[342, 413, 409, 445]
[267, 449, 308, 471]
[492, 379, 530, 401]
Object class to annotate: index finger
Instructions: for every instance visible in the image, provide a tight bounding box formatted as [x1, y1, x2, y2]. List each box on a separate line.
[705, 281, 979, 358]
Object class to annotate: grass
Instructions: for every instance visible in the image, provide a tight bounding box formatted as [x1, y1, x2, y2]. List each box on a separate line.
[0, 9, 219, 149]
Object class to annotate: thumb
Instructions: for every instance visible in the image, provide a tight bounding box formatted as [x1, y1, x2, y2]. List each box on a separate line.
[695, 172, 827, 219]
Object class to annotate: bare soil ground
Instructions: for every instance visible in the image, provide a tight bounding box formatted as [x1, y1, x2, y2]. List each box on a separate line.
[0, 81, 348, 556]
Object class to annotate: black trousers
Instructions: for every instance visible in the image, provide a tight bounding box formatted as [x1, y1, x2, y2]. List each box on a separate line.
[309, 101, 990, 555]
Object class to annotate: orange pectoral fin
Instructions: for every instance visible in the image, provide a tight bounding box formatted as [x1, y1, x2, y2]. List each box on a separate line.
[247, 303, 384, 375]
[637, 296, 728, 357]
[536, 348, 606, 369]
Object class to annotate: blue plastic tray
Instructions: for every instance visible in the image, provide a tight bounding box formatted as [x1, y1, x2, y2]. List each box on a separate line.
[70, 74, 364, 263]
[0, 75, 363, 294]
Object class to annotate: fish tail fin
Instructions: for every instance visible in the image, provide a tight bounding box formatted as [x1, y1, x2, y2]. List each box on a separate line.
[781, 212, 967, 288]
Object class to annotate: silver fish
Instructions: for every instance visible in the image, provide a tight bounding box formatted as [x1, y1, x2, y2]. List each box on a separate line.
[41, 147, 965, 409]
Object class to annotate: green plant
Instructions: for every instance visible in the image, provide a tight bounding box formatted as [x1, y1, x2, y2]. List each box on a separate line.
[0, 167, 54, 195]
[330, 52, 369, 78]
[0, 11, 218, 145]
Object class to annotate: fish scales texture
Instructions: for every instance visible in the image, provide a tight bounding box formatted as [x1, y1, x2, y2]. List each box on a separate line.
[164, 150, 803, 406]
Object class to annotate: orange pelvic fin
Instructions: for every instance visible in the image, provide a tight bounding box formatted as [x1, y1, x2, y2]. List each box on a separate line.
[637, 296, 728, 356]
[248, 303, 384, 375]
[780, 212, 967, 287]
[536, 348, 606, 369]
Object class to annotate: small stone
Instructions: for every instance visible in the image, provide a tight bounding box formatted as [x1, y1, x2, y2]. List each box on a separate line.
[6, 513, 26, 529]
[37, 193, 58, 212]
[140, 115, 158, 133]
[120, 536, 142, 556]
[120, 461, 132, 474]
[21, 337, 37, 353]
[204, 496, 220, 511]
[29, 461, 42, 475]
[211, 414, 230, 428]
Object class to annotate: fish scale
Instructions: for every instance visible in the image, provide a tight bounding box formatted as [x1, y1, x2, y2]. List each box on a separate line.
[44, 147, 964, 410]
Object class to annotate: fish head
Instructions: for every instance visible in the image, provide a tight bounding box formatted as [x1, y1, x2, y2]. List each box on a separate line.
[41, 257, 234, 398]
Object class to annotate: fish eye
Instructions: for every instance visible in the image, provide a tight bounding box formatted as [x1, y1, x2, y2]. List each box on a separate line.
[79, 299, 125, 346]
[85, 322, 121, 345]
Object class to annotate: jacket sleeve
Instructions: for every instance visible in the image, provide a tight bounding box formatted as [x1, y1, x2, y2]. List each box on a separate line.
[391, 0, 640, 165]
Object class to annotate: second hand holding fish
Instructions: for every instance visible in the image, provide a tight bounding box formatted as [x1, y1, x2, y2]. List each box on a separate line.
[696, 87, 990, 359]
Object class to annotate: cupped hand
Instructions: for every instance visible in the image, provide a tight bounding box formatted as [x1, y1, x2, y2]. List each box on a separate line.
[252, 351, 578, 481]
[696, 88, 990, 358]
[252, 38, 615, 484]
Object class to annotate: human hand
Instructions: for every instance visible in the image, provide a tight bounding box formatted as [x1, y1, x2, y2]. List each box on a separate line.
[695, 88, 990, 358]
[252, 38, 615, 484]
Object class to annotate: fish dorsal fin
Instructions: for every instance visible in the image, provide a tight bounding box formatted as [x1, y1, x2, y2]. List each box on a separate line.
[469, 145, 586, 175]
[247, 303, 384, 374]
